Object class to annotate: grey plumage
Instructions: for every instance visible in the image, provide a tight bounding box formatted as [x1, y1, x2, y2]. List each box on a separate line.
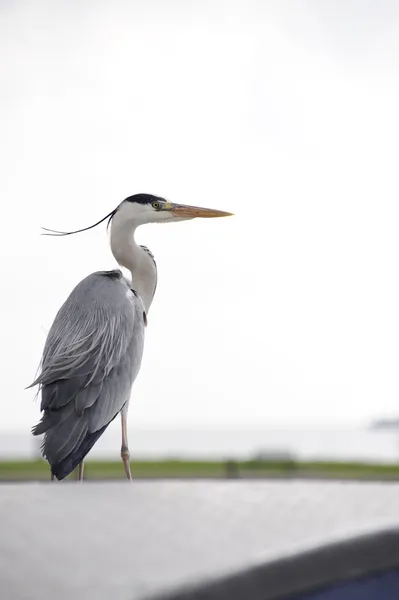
[31, 269, 146, 480]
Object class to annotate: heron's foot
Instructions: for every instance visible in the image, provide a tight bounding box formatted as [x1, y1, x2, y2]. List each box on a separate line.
[121, 445, 132, 481]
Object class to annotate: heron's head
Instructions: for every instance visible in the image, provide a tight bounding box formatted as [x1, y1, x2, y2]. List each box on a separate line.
[116, 193, 233, 226]
[41, 193, 232, 237]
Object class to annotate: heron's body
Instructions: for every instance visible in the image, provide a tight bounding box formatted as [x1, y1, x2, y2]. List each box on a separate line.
[32, 270, 146, 479]
[31, 193, 231, 481]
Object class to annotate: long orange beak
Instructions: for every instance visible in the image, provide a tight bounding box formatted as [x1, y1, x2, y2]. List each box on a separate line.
[164, 202, 234, 218]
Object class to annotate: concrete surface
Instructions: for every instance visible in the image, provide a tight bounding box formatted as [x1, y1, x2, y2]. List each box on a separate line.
[1, 480, 399, 599]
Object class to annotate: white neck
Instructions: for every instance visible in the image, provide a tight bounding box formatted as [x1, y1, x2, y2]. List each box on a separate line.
[109, 210, 157, 313]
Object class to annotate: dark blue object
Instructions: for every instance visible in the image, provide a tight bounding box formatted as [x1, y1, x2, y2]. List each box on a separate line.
[300, 569, 399, 600]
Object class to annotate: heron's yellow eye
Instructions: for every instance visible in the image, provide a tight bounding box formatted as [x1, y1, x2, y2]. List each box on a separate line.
[152, 201, 160, 210]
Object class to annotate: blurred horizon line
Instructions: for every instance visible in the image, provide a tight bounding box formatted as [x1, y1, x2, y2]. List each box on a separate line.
[1, 423, 399, 463]
[3, 417, 398, 433]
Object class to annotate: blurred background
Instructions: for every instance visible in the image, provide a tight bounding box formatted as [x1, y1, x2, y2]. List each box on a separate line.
[2, 0, 399, 480]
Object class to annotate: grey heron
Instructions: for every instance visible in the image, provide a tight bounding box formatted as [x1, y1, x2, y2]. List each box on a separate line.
[30, 193, 232, 481]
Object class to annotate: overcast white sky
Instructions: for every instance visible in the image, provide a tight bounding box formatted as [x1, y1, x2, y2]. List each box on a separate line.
[1, 0, 399, 432]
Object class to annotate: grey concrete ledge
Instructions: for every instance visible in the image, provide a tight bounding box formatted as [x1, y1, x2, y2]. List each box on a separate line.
[1, 481, 399, 600]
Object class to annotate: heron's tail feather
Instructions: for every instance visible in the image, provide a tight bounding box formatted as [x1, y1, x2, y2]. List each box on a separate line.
[50, 423, 111, 481]
[32, 407, 117, 481]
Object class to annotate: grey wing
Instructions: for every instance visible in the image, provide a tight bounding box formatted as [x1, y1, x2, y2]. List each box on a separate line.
[31, 270, 146, 476]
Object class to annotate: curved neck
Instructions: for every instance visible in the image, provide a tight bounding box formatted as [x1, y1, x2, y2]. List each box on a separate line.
[109, 214, 157, 313]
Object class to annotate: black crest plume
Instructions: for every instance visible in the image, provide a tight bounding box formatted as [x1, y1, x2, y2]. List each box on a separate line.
[41, 209, 117, 237]
[41, 194, 164, 237]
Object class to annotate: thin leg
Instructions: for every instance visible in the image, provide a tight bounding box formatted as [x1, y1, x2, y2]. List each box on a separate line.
[51, 472, 55, 482]
[121, 411, 132, 481]
[77, 461, 84, 482]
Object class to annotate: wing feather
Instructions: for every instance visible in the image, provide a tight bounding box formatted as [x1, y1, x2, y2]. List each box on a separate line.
[87, 336, 138, 432]
[74, 382, 103, 417]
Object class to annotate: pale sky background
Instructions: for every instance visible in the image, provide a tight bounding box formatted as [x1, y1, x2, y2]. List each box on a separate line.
[2, 0, 399, 434]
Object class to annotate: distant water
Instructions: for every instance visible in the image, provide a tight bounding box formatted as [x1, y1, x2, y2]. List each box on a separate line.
[1, 426, 399, 463]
